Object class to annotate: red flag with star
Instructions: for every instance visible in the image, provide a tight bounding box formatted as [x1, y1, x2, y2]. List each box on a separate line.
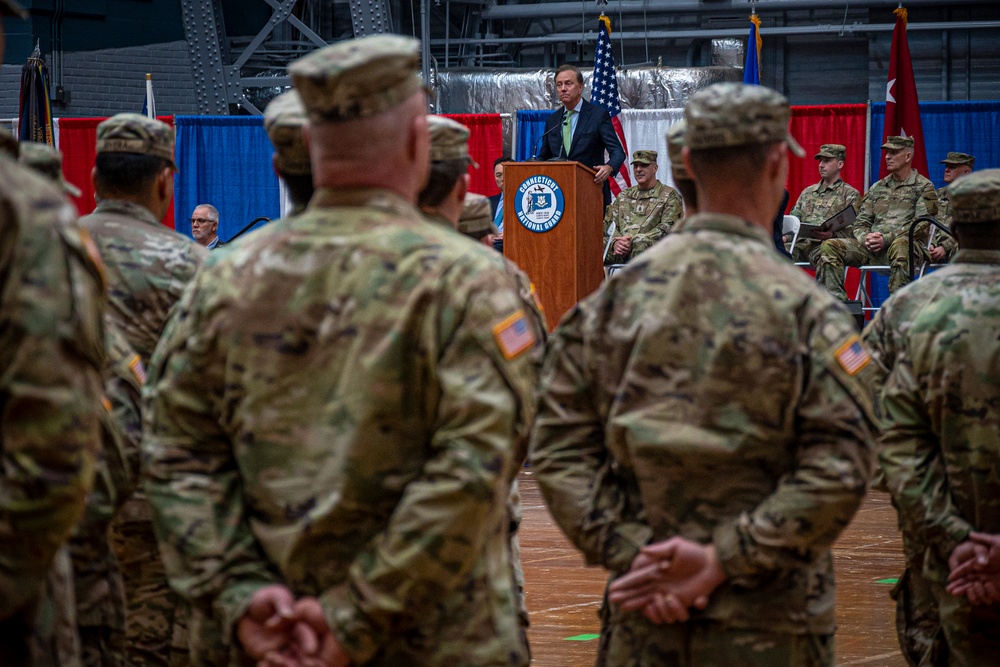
[880, 6, 928, 179]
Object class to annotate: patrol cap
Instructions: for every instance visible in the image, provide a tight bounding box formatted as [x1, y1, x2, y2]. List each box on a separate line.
[18, 142, 82, 197]
[815, 144, 846, 161]
[289, 35, 423, 123]
[684, 82, 805, 158]
[96, 113, 177, 170]
[947, 168, 1000, 224]
[665, 119, 691, 181]
[631, 150, 657, 165]
[881, 135, 914, 150]
[0, 0, 26, 18]
[940, 151, 975, 168]
[427, 115, 478, 167]
[264, 90, 311, 176]
[457, 193, 497, 237]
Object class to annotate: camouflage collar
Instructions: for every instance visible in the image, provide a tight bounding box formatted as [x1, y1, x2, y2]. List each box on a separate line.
[885, 170, 921, 187]
[815, 178, 843, 194]
[309, 187, 420, 218]
[953, 249, 1000, 265]
[632, 181, 665, 198]
[679, 212, 773, 247]
[93, 199, 163, 228]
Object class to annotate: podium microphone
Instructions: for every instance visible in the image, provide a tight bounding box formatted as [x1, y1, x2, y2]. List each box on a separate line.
[530, 119, 564, 161]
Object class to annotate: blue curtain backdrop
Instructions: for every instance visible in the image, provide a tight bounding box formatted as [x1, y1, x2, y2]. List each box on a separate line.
[869, 100, 1000, 187]
[515, 110, 556, 162]
[865, 100, 1000, 310]
[174, 116, 281, 241]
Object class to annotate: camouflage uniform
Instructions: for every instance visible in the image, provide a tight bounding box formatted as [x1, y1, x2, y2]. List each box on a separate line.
[70, 321, 145, 667]
[530, 83, 877, 667]
[815, 136, 938, 300]
[603, 156, 683, 266]
[879, 170, 1000, 666]
[0, 151, 105, 666]
[18, 141, 83, 198]
[79, 114, 205, 667]
[863, 304, 943, 666]
[143, 35, 544, 667]
[788, 145, 859, 264]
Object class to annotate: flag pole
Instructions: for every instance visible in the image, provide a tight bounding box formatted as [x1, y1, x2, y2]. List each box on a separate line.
[145, 73, 155, 119]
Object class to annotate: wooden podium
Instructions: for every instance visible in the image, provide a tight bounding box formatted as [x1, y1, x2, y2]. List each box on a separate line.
[503, 161, 605, 330]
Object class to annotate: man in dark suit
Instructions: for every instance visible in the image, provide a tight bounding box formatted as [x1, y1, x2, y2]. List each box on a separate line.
[537, 64, 626, 207]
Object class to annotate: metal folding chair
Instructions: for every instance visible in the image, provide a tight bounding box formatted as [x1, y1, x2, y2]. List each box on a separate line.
[781, 214, 811, 268]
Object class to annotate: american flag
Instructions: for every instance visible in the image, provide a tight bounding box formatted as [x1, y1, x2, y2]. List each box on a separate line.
[835, 337, 872, 376]
[590, 15, 631, 198]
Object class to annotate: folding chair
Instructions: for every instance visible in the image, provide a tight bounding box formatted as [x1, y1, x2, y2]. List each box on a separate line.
[781, 215, 811, 269]
[603, 221, 626, 278]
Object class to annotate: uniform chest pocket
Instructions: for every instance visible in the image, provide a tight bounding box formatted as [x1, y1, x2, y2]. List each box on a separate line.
[874, 198, 891, 215]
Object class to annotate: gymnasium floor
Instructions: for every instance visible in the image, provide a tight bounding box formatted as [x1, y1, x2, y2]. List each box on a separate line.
[518, 469, 908, 666]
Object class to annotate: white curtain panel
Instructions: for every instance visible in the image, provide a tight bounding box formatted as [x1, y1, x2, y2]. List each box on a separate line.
[618, 108, 685, 191]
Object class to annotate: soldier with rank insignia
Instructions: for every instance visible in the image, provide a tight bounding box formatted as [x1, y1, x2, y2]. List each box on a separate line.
[815, 135, 938, 300]
[1, 6, 104, 667]
[264, 90, 314, 217]
[879, 169, 1000, 665]
[142, 34, 544, 666]
[603, 149, 683, 266]
[530, 82, 877, 667]
[787, 143, 860, 264]
[78, 112, 206, 667]
[928, 151, 975, 264]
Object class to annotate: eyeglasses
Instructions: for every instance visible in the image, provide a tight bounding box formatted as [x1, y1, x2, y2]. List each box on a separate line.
[190, 218, 217, 226]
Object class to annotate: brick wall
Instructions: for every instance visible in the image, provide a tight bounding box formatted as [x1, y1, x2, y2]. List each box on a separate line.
[0, 40, 199, 119]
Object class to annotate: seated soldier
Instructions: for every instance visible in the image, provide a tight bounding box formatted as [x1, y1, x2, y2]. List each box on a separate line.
[787, 144, 859, 264]
[815, 135, 937, 300]
[603, 150, 682, 266]
[929, 151, 974, 264]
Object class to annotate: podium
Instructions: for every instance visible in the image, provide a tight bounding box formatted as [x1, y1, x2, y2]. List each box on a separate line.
[503, 161, 605, 330]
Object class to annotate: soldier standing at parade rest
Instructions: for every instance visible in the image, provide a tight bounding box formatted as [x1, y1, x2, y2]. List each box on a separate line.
[530, 82, 877, 667]
[879, 169, 1000, 665]
[264, 90, 314, 216]
[815, 135, 938, 300]
[0, 3, 105, 665]
[787, 143, 860, 264]
[602, 150, 683, 266]
[79, 113, 206, 667]
[929, 151, 975, 263]
[142, 34, 545, 666]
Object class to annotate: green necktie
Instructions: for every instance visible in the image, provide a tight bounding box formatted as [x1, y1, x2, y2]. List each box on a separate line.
[562, 109, 575, 156]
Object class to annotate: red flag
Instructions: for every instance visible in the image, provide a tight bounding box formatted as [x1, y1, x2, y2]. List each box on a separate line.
[880, 6, 928, 179]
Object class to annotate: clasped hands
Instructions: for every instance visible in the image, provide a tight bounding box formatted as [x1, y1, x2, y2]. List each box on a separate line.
[608, 537, 727, 624]
[947, 532, 1000, 606]
[238, 585, 350, 667]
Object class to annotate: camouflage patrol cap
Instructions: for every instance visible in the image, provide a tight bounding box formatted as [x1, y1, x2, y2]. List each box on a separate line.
[0, 0, 26, 18]
[881, 135, 914, 150]
[684, 82, 805, 158]
[289, 35, 422, 123]
[947, 168, 1000, 224]
[940, 151, 975, 168]
[264, 90, 311, 176]
[665, 119, 691, 181]
[631, 150, 657, 165]
[457, 193, 497, 237]
[427, 115, 478, 167]
[815, 144, 846, 161]
[18, 142, 82, 197]
[96, 113, 177, 170]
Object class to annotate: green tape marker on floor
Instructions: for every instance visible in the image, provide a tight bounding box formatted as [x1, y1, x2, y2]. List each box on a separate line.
[876, 578, 899, 584]
[565, 633, 600, 641]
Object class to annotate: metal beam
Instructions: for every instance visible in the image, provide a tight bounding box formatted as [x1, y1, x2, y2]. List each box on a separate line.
[430, 19, 1000, 47]
[180, 0, 230, 115]
[349, 0, 392, 37]
[482, 0, 1000, 20]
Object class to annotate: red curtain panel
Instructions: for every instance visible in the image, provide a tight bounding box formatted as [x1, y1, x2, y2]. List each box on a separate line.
[58, 116, 176, 228]
[787, 104, 868, 208]
[443, 113, 504, 197]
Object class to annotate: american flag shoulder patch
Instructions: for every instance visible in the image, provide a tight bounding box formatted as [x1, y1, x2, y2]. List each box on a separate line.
[835, 335, 871, 376]
[129, 354, 147, 384]
[493, 310, 536, 360]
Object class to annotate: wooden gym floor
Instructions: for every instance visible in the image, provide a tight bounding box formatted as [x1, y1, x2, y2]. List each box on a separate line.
[518, 469, 908, 666]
